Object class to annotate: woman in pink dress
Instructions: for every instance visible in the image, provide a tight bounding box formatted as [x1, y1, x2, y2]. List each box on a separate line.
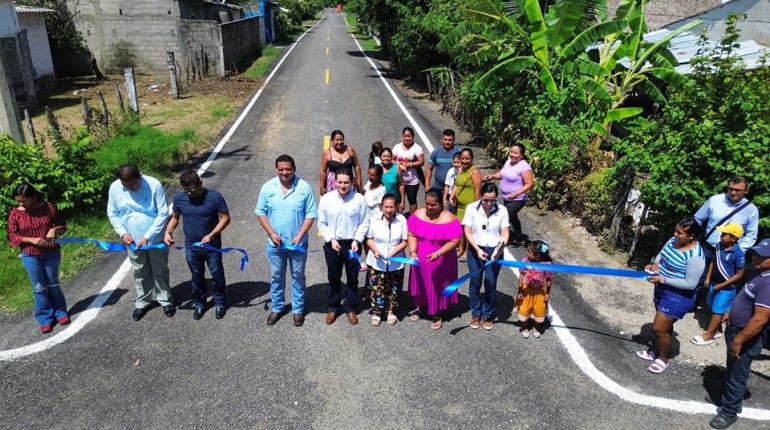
[407, 188, 463, 329]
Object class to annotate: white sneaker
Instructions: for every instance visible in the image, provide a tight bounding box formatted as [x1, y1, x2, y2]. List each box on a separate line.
[532, 329, 541, 338]
[520, 329, 530, 339]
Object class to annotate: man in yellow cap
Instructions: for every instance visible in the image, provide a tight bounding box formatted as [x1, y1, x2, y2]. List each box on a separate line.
[692, 223, 746, 346]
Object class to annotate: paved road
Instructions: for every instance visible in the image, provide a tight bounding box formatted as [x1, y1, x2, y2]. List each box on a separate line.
[1, 11, 768, 429]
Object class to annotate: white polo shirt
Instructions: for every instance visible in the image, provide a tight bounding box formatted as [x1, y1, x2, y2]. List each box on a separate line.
[462, 199, 510, 247]
[365, 213, 408, 271]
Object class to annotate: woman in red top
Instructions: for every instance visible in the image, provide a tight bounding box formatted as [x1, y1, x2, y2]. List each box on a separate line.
[6, 183, 69, 333]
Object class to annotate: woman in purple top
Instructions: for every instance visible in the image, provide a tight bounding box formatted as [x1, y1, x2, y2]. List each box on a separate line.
[483, 143, 534, 246]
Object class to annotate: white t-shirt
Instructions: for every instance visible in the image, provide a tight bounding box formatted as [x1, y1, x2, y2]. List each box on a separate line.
[444, 168, 458, 189]
[392, 142, 424, 186]
[462, 200, 510, 248]
[363, 182, 386, 218]
[365, 213, 408, 271]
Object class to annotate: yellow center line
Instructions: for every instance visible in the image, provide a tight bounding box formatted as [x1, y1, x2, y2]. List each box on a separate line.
[326, 47, 330, 55]
[318, 135, 332, 237]
[324, 68, 330, 85]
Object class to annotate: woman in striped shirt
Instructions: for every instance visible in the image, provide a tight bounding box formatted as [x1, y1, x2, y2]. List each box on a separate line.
[637, 217, 706, 374]
[6, 183, 69, 334]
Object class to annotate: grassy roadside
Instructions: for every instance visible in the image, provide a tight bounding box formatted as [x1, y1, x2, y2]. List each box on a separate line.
[344, 13, 381, 53]
[244, 45, 281, 78]
[2, 73, 263, 313]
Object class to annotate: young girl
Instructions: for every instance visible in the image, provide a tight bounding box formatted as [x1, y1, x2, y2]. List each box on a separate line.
[517, 240, 553, 338]
[364, 165, 386, 219]
[369, 141, 383, 168]
[443, 152, 462, 213]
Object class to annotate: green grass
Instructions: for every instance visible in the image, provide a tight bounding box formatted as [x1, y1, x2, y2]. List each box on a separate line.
[0, 214, 113, 313]
[94, 123, 198, 179]
[210, 102, 234, 120]
[243, 45, 281, 78]
[344, 13, 380, 52]
[1, 123, 200, 313]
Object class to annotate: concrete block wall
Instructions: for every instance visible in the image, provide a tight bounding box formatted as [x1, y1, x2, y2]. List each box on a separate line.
[178, 19, 223, 76]
[221, 16, 261, 73]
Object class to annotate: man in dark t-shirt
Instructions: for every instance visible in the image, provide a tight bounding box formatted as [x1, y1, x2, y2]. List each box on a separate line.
[709, 238, 770, 429]
[165, 169, 230, 320]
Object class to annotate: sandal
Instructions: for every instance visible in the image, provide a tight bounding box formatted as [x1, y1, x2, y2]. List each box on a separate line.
[371, 314, 381, 326]
[409, 312, 421, 322]
[691, 334, 715, 346]
[636, 350, 657, 361]
[387, 312, 397, 325]
[430, 318, 442, 330]
[647, 358, 669, 374]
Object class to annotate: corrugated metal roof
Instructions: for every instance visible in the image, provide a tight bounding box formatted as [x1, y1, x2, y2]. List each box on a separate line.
[644, 28, 769, 73]
[14, 5, 55, 14]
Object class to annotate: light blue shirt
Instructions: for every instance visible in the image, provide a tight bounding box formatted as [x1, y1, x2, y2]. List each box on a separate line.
[255, 176, 318, 247]
[107, 175, 169, 244]
[694, 193, 759, 251]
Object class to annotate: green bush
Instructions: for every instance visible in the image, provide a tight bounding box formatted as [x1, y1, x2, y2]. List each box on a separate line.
[571, 167, 617, 233]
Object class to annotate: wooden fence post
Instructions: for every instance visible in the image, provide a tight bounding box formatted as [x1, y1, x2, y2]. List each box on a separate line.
[166, 51, 180, 99]
[97, 90, 109, 125]
[23, 108, 36, 144]
[45, 106, 62, 142]
[123, 67, 139, 116]
[115, 83, 125, 114]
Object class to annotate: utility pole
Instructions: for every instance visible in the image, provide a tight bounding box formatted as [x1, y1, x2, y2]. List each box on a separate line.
[0, 49, 25, 142]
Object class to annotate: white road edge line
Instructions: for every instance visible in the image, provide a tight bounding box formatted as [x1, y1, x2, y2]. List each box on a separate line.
[346, 15, 770, 420]
[0, 18, 325, 362]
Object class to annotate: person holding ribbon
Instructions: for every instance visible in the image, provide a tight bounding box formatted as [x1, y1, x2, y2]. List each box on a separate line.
[463, 182, 509, 330]
[6, 183, 69, 334]
[392, 127, 425, 215]
[319, 130, 363, 195]
[165, 169, 230, 320]
[107, 165, 174, 321]
[318, 168, 369, 325]
[256, 154, 318, 327]
[482, 143, 534, 247]
[638, 217, 706, 374]
[407, 188, 463, 330]
[365, 193, 408, 326]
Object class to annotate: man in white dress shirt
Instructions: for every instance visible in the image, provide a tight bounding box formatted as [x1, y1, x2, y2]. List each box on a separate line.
[317, 168, 369, 325]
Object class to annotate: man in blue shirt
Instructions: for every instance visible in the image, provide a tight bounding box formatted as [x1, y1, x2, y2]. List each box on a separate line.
[107, 165, 174, 321]
[165, 170, 230, 320]
[425, 129, 462, 190]
[709, 238, 770, 429]
[256, 155, 318, 327]
[694, 175, 759, 254]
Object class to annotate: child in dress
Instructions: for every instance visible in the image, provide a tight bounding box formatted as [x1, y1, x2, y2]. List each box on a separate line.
[443, 152, 462, 213]
[517, 240, 553, 338]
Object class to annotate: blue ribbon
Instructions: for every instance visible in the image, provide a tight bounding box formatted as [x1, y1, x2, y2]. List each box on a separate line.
[382, 256, 419, 266]
[441, 259, 649, 297]
[56, 237, 250, 271]
[279, 243, 307, 253]
[191, 242, 250, 272]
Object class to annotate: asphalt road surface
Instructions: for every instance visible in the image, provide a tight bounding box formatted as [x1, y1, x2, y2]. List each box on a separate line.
[1, 11, 768, 430]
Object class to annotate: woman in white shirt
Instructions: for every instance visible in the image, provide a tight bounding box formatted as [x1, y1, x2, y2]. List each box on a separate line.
[462, 182, 510, 330]
[363, 165, 386, 219]
[365, 193, 408, 326]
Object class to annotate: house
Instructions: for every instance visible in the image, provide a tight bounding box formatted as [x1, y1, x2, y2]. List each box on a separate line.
[0, 0, 36, 108]
[607, 0, 724, 29]
[68, 0, 262, 76]
[15, 5, 55, 86]
[665, 0, 770, 46]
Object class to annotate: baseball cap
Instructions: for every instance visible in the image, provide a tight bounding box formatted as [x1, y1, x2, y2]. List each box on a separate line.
[750, 239, 770, 257]
[717, 223, 744, 239]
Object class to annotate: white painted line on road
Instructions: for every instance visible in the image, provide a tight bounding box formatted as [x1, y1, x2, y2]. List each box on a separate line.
[347, 15, 770, 419]
[0, 18, 326, 362]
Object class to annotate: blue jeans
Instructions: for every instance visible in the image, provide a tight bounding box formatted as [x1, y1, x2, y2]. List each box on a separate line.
[719, 323, 767, 417]
[467, 246, 501, 319]
[21, 251, 68, 326]
[185, 247, 226, 309]
[267, 245, 308, 314]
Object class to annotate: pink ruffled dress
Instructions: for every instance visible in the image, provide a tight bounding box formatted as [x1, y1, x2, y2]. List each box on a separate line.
[407, 214, 463, 315]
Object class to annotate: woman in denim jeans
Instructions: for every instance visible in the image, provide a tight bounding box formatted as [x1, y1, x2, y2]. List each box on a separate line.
[6, 183, 69, 334]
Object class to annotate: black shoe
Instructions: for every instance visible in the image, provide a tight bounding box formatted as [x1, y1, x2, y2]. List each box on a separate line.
[162, 305, 176, 318]
[215, 307, 226, 320]
[709, 414, 737, 429]
[193, 307, 205, 320]
[266, 312, 280, 325]
[132, 307, 147, 321]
